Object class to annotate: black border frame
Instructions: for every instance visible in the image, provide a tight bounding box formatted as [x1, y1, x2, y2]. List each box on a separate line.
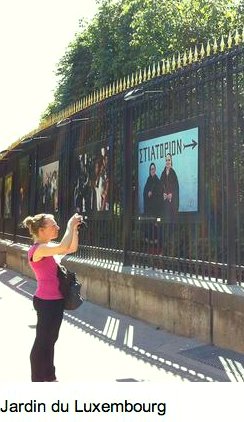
[136, 116, 205, 223]
[71, 136, 113, 220]
[37, 158, 60, 215]
[4, 172, 13, 219]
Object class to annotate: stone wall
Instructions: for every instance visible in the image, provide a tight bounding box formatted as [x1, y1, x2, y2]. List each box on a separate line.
[0, 240, 243, 354]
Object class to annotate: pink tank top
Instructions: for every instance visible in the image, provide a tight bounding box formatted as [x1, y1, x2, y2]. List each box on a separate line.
[28, 243, 63, 300]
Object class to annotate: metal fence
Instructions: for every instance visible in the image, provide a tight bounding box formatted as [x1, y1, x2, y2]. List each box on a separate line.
[0, 42, 243, 285]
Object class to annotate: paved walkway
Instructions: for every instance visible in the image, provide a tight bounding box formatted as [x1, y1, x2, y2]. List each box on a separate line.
[0, 266, 243, 383]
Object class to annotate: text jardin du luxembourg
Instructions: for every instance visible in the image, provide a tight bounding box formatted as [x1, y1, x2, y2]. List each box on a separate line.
[0, 399, 167, 416]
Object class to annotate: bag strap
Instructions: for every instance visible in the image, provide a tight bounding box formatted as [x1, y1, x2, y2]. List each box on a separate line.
[29, 243, 39, 262]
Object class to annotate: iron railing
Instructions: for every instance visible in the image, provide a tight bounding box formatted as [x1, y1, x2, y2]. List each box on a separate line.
[0, 33, 243, 285]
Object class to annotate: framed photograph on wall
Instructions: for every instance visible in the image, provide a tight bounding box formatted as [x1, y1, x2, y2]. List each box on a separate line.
[137, 119, 202, 221]
[18, 156, 30, 221]
[4, 173, 13, 218]
[37, 160, 59, 214]
[73, 143, 111, 215]
[0, 177, 3, 217]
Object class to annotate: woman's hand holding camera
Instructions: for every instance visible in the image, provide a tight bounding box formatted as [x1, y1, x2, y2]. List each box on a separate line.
[68, 213, 83, 229]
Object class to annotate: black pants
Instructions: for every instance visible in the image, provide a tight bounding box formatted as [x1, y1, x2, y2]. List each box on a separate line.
[30, 296, 64, 382]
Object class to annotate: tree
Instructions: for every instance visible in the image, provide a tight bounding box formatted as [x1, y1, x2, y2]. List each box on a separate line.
[41, 0, 244, 119]
[41, 33, 94, 116]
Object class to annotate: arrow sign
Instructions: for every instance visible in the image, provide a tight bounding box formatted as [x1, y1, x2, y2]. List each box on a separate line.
[183, 139, 198, 150]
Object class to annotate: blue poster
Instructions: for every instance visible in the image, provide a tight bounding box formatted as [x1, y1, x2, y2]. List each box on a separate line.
[138, 127, 199, 218]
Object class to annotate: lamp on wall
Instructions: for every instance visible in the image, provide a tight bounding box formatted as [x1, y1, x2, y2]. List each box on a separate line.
[124, 88, 163, 101]
[0, 148, 23, 163]
[0, 148, 23, 154]
[56, 117, 91, 127]
[21, 136, 49, 145]
[0, 149, 9, 155]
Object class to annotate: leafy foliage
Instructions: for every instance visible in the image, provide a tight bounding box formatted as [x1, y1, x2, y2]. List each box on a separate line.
[41, 0, 244, 118]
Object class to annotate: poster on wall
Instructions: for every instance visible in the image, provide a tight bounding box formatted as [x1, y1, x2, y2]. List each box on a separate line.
[18, 156, 29, 220]
[37, 160, 59, 214]
[0, 177, 3, 217]
[4, 173, 13, 218]
[73, 144, 110, 214]
[138, 126, 199, 220]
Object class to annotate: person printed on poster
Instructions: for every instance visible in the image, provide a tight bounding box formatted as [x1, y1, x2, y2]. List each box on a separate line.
[74, 154, 91, 213]
[91, 157, 105, 211]
[74, 146, 110, 213]
[100, 147, 109, 211]
[143, 162, 162, 217]
[160, 153, 179, 221]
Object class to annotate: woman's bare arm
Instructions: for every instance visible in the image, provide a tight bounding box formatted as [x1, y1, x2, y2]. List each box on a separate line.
[33, 214, 81, 260]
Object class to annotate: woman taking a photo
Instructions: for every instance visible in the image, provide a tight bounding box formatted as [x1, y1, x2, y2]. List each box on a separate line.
[23, 212, 82, 382]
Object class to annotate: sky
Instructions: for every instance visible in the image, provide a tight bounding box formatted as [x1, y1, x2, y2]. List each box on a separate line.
[0, 0, 99, 151]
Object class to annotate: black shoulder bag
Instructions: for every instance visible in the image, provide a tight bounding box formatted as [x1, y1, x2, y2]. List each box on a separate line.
[57, 265, 84, 310]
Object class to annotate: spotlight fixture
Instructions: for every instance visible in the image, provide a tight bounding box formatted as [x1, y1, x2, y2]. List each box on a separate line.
[0, 148, 23, 154]
[56, 117, 90, 127]
[124, 88, 163, 101]
[21, 136, 49, 145]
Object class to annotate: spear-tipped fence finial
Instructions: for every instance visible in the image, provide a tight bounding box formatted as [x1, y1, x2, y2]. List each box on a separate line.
[206, 40, 211, 57]
[200, 43, 205, 58]
[183, 50, 187, 66]
[177, 52, 181, 68]
[156, 61, 160, 76]
[188, 48, 193, 64]
[162, 59, 166, 74]
[220, 35, 225, 52]
[234, 28, 240, 45]
[228, 31, 233, 48]
[19, 26, 244, 137]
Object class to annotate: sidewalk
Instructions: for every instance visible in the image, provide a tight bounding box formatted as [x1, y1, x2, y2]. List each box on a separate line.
[0, 266, 243, 383]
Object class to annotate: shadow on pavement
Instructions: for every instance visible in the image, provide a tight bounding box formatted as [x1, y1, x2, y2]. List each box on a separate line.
[1, 267, 243, 383]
